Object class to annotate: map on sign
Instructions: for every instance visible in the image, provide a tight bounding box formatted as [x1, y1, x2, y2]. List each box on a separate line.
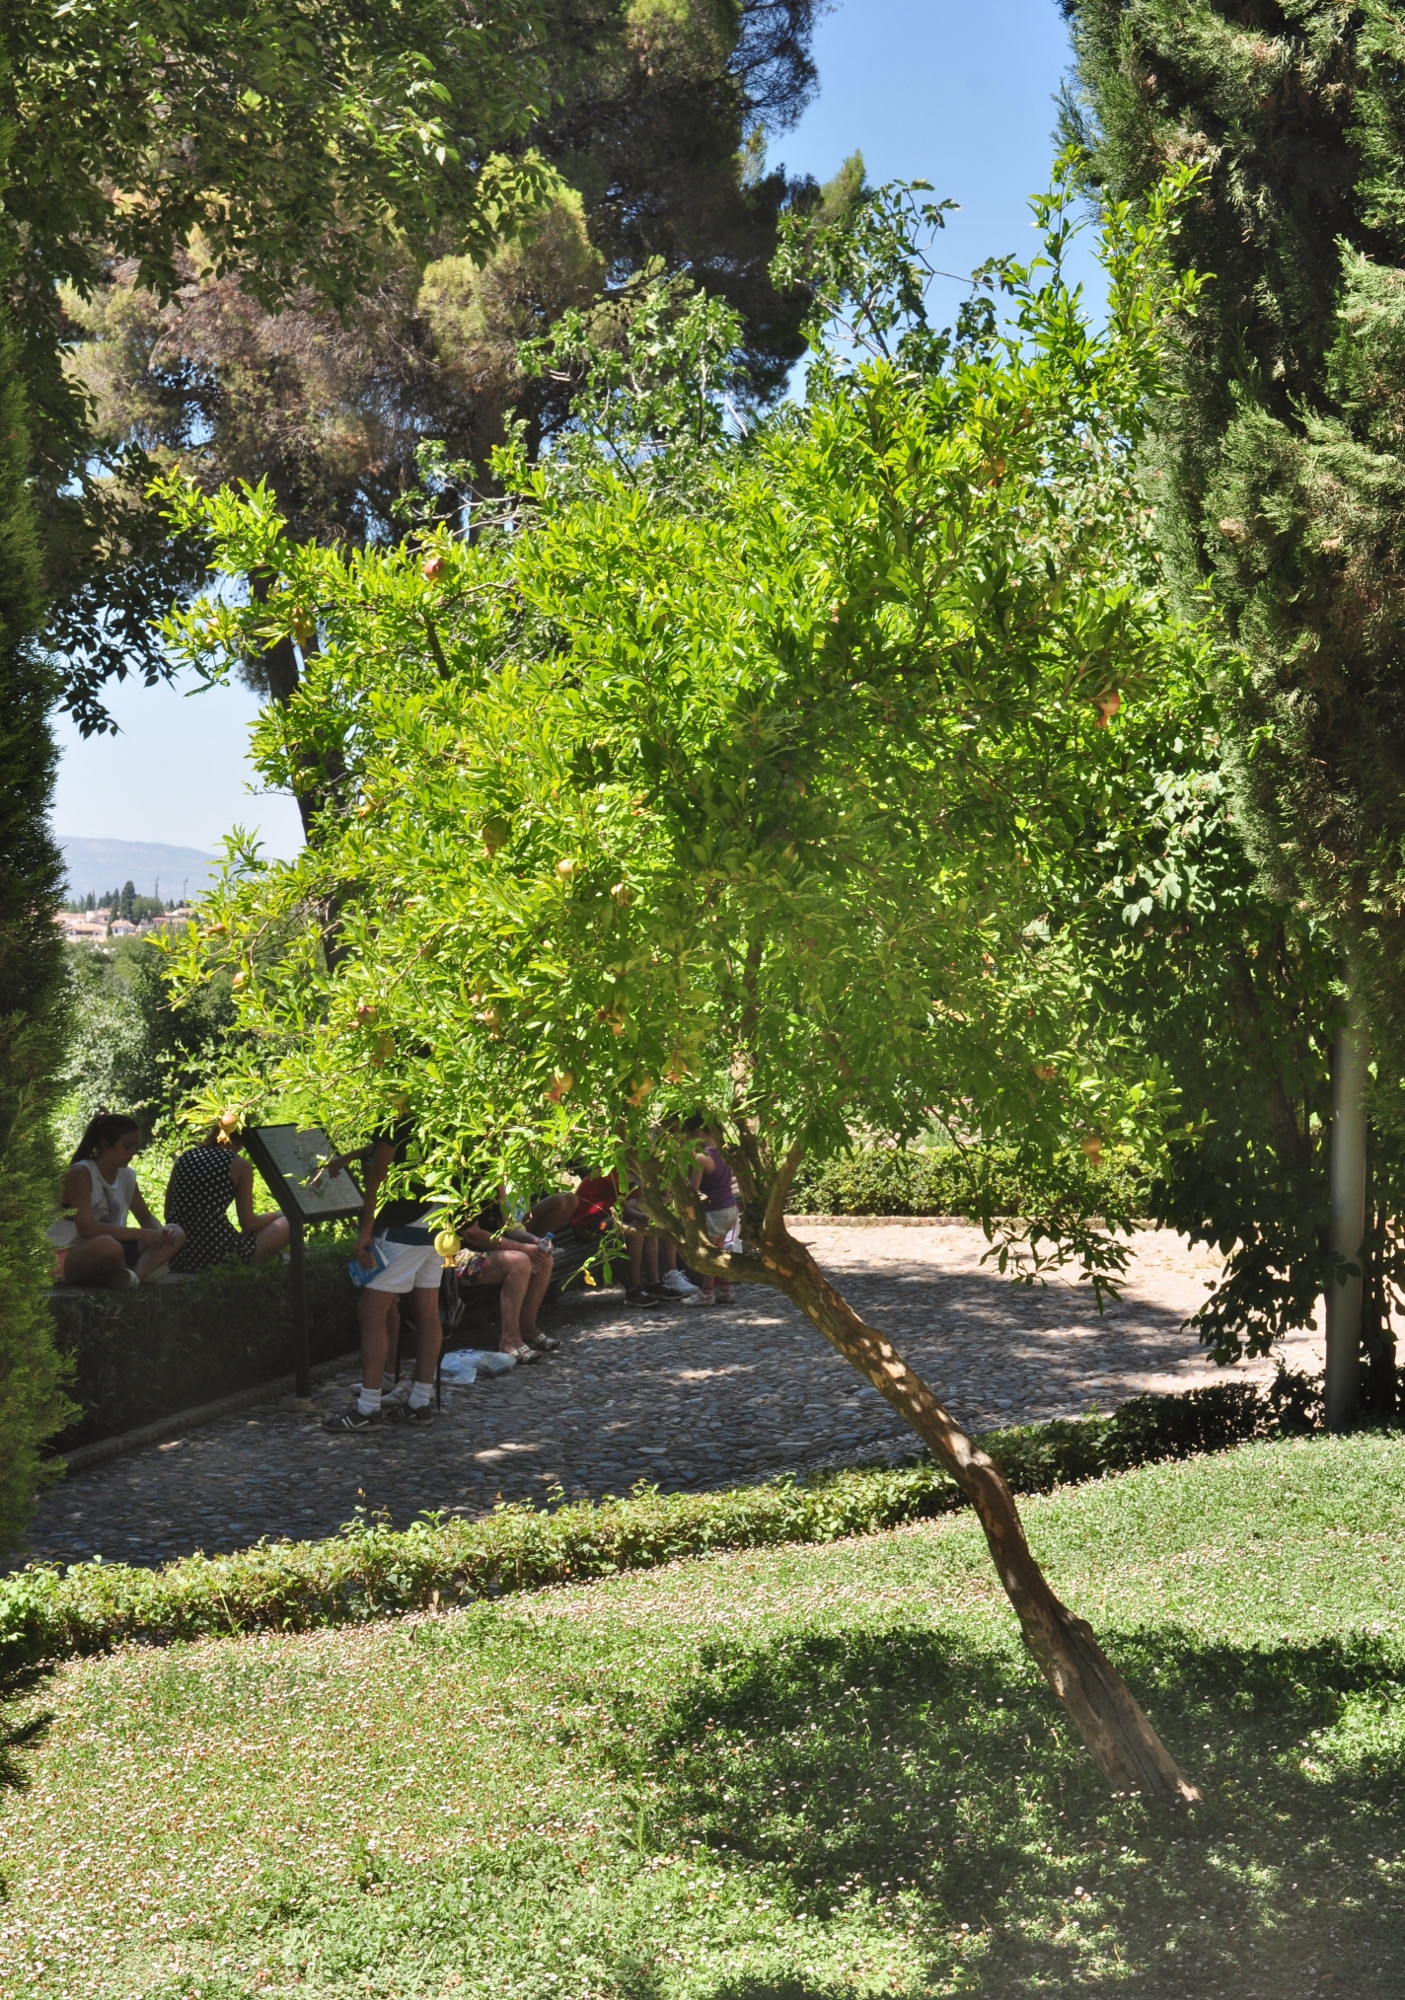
[246, 1124, 365, 1224]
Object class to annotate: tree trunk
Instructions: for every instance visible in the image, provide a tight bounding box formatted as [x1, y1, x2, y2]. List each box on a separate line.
[645, 1158, 1199, 1805]
[249, 574, 348, 843]
[1326, 959, 1369, 1429]
[248, 576, 350, 968]
[759, 1226, 1200, 1804]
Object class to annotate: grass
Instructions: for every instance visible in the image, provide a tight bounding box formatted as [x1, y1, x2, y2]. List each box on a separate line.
[3, 1432, 1405, 1996]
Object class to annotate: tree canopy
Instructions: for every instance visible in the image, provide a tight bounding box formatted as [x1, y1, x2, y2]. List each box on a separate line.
[164, 175, 1198, 1222]
[28, 0, 831, 732]
[1061, 0, 1405, 1107]
[3, 0, 560, 731]
[158, 169, 1207, 1796]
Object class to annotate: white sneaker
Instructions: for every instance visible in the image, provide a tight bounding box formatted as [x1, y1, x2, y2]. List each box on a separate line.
[660, 1269, 699, 1297]
[680, 1290, 719, 1307]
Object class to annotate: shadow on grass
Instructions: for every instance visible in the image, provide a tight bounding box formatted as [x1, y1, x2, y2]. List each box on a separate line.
[0, 1663, 56, 1911]
[694, 1985, 845, 2000]
[0, 1664, 53, 1794]
[621, 1625, 1405, 1999]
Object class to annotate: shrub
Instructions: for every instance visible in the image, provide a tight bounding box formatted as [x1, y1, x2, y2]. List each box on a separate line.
[787, 1143, 1147, 1220]
[53, 937, 240, 1167]
[0, 1376, 1318, 1674]
[0, 327, 75, 1547]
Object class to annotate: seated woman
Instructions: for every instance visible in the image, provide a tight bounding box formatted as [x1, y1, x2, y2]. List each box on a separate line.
[50, 1113, 185, 1286]
[165, 1122, 291, 1272]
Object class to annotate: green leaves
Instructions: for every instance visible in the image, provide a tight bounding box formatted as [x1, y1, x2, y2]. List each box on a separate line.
[6, 2, 559, 308]
[160, 169, 1203, 1266]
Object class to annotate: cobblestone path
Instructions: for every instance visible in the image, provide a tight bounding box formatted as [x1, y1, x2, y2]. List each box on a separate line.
[23, 1223, 1323, 1571]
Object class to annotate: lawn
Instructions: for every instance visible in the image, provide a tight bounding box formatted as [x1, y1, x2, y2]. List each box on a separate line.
[2, 1434, 1404, 1997]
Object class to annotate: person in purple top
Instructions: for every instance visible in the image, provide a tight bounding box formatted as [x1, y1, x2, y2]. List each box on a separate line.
[682, 1114, 738, 1306]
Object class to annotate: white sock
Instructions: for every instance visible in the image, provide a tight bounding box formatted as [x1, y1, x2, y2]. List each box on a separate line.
[408, 1380, 433, 1411]
[356, 1386, 383, 1416]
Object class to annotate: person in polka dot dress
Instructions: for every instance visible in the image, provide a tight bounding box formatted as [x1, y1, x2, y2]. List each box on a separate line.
[165, 1123, 290, 1272]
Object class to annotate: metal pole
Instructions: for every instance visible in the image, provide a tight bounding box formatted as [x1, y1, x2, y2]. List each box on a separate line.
[289, 1215, 312, 1400]
[1325, 960, 1369, 1430]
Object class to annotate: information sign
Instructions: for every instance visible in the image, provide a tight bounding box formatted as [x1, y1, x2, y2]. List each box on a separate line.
[243, 1125, 366, 1397]
[244, 1124, 364, 1225]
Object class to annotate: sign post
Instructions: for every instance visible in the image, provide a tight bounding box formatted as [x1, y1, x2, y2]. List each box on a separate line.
[243, 1125, 365, 1398]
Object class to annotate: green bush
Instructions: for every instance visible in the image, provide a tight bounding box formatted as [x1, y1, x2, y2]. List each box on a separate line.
[53, 935, 239, 1174]
[787, 1143, 1147, 1219]
[0, 1376, 1317, 1674]
[0, 322, 74, 1548]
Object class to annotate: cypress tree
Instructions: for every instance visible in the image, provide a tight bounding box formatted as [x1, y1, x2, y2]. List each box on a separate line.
[0, 299, 73, 1535]
[1063, 0, 1405, 1421]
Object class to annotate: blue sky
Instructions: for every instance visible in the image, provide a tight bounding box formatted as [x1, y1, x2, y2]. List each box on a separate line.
[50, 0, 1086, 859]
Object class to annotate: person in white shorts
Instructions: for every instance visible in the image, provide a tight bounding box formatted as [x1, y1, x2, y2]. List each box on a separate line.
[323, 1121, 445, 1433]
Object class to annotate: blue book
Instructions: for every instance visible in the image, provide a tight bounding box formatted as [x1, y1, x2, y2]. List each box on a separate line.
[347, 1240, 390, 1288]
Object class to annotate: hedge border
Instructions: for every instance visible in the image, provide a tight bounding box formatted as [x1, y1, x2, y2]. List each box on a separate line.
[0, 1373, 1329, 1678]
[47, 1242, 362, 1449]
[787, 1143, 1146, 1219]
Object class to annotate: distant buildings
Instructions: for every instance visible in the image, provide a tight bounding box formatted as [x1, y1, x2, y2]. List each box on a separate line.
[55, 912, 110, 943]
[54, 906, 195, 944]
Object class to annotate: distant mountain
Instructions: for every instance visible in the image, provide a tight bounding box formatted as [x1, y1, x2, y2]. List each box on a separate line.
[57, 836, 220, 904]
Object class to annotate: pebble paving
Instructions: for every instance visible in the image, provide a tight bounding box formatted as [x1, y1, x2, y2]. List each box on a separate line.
[22, 1222, 1324, 1571]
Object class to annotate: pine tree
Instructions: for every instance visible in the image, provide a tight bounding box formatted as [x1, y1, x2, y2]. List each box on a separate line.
[1063, 0, 1405, 1421]
[49, 4, 827, 735]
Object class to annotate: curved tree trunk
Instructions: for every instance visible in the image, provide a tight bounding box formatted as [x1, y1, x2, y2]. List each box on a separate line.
[644, 1158, 1200, 1806]
[760, 1224, 1199, 1804]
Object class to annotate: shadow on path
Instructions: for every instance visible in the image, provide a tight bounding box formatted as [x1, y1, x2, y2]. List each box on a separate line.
[23, 1228, 1266, 1569]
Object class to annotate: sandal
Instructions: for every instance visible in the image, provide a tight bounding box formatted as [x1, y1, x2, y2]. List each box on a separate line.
[504, 1341, 541, 1364]
[522, 1331, 561, 1352]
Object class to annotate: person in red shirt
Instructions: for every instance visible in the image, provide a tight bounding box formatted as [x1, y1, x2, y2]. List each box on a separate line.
[528, 1166, 669, 1306]
[572, 1171, 619, 1231]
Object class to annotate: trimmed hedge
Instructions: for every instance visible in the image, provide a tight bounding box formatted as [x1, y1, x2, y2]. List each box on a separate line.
[48, 1250, 541, 1451]
[788, 1144, 1147, 1219]
[0, 1374, 1322, 1674]
[0, 329, 73, 1545]
[47, 1243, 362, 1449]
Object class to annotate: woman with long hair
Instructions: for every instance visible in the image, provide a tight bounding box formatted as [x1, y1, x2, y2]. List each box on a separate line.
[164, 1121, 290, 1272]
[49, 1113, 185, 1286]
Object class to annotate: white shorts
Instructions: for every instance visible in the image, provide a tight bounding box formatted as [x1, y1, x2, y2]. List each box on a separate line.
[364, 1237, 443, 1294]
[704, 1206, 740, 1243]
